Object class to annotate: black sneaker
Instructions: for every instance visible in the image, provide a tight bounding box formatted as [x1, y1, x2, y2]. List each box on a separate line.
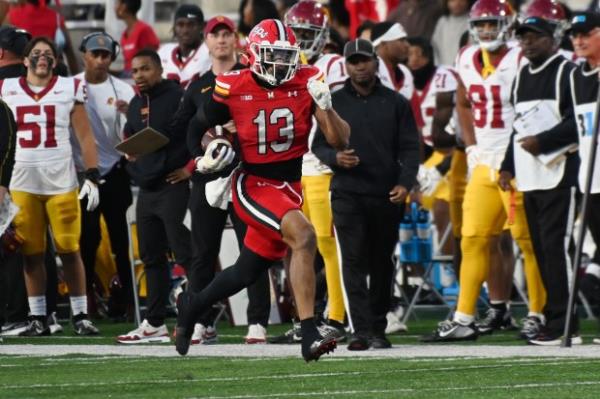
[421, 320, 478, 342]
[318, 321, 346, 343]
[370, 334, 392, 349]
[19, 317, 50, 337]
[528, 329, 582, 346]
[519, 315, 544, 340]
[302, 332, 337, 362]
[268, 322, 302, 344]
[476, 307, 518, 335]
[73, 318, 99, 336]
[347, 333, 370, 351]
[175, 291, 197, 356]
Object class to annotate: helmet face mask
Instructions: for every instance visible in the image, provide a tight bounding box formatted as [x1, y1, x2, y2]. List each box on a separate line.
[470, 18, 509, 51]
[250, 42, 300, 85]
[246, 19, 300, 86]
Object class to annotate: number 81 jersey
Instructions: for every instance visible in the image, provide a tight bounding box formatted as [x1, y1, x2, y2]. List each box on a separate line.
[1, 76, 85, 194]
[213, 65, 320, 165]
[457, 45, 521, 154]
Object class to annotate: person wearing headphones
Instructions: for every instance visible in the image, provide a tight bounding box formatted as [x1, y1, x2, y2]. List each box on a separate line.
[72, 32, 135, 319]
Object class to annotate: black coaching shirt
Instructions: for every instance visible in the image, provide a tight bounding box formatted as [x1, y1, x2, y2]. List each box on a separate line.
[500, 53, 579, 191]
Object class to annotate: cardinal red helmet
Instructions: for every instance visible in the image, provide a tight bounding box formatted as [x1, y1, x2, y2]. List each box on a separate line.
[284, 0, 329, 61]
[524, 0, 567, 42]
[469, 0, 515, 51]
[246, 19, 300, 86]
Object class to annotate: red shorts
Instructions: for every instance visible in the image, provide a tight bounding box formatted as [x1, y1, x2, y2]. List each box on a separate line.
[232, 171, 303, 260]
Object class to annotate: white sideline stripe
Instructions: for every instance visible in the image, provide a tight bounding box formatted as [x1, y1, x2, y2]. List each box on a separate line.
[1, 360, 597, 390]
[197, 381, 600, 399]
[4, 344, 600, 359]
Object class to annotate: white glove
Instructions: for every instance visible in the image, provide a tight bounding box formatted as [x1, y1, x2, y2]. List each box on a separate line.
[78, 179, 99, 211]
[417, 165, 442, 196]
[307, 79, 332, 111]
[465, 145, 480, 178]
[196, 139, 235, 174]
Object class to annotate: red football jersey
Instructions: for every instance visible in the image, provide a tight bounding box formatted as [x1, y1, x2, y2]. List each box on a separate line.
[213, 65, 321, 165]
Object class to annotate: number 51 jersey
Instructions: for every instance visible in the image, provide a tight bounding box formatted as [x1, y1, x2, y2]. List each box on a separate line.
[457, 45, 521, 156]
[213, 65, 321, 167]
[1, 76, 85, 194]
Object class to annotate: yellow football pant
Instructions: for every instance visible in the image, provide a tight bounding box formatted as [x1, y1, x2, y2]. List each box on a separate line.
[301, 174, 345, 323]
[448, 149, 467, 238]
[12, 189, 81, 256]
[456, 165, 546, 316]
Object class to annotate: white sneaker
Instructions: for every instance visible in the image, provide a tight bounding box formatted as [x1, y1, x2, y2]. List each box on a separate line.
[48, 312, 63, 335]
[385, 311, 408, 334]
[593, 337, 600, 345]
[1, 321, 29, 336]
[191, 323, 206, 345]
[116, 319, 170, 344]
[245, 323, 267, 344]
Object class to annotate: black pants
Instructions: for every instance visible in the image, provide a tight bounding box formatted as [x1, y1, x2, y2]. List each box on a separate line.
[588, 193, 600, 265]
[137, 181, 191, 326]
[80, 162, 133, 304]
[524, 187, 579, 334]
[331, 190, 403, 336]
[188, 180, 269, 326]
[0, 234, 58, 325]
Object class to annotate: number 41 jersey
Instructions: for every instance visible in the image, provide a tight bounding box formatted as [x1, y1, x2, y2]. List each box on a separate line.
[457, 45, 521, 155]
[213, 65, 320, 166]
[1, 76, 85, 194]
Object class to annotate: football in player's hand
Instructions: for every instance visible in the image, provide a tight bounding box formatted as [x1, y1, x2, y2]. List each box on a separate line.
[201, 126, 234, 153]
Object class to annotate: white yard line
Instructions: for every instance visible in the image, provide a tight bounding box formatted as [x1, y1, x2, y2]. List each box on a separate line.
[3, 344, 600, 359]
[195, 381, 600, 399]
[1, 359, 596, 390]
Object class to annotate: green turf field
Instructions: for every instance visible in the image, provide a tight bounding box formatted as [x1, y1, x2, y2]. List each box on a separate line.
[2, 313, 600, 398]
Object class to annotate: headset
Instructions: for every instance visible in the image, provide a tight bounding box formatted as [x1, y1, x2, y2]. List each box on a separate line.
[79, 31, 120, 61]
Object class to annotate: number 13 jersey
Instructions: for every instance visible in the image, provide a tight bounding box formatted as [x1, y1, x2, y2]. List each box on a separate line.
[1, 76, 86, 194]
[457, 45, 521, 155]
[213, 65, 321, 168]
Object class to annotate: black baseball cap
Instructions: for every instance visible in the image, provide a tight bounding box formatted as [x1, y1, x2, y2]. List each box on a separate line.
[174, 4, 204, 24]
[344, 39, 376, 60]
[566, 12, 600, 34]
[515, 17, 555, 37]
[0, 26, 31, 57]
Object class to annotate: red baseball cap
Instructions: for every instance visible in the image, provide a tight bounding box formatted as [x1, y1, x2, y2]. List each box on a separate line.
[204, 16, 236, 35]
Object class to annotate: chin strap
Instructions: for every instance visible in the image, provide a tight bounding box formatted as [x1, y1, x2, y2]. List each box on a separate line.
[481, 48, 496, 79]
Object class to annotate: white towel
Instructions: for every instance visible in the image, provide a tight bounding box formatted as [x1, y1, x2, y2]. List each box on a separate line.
[205, 168, 237, 210]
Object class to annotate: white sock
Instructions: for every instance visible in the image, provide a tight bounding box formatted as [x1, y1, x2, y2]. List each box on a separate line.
[453, 311, 474, 325]
[28, 296, 47, 317]
[586, 263, 600, 279]
[70, 296, 88, 317]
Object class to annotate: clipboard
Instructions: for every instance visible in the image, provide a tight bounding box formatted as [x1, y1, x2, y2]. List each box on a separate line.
[115, 127, 170, 156]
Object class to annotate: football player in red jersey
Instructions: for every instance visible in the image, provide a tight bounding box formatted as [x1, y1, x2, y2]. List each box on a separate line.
[176, 19, 350, 362]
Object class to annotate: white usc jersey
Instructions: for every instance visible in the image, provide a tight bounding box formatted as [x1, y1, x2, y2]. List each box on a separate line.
[378, 58, 414, 100]
[457, 45, 522, 157]
[1, 76, 84, 194]
[303, 53, 348, 177]
[158, 42, 211, 89]
[416, 66, 459, 147]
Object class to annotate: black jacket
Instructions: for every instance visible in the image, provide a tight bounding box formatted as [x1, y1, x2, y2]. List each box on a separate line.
[124, 79, 188, 189]
[312, 79, 420, 196]
[0, 99, 16, 188]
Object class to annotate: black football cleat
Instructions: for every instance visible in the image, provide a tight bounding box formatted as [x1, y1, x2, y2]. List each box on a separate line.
[302, 334, 337, 362]
[175, 291, 196, 356]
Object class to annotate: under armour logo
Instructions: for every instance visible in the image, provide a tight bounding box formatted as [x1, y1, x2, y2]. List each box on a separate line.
[268, 92, 275, 99]
[288, 91, 298, 97]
